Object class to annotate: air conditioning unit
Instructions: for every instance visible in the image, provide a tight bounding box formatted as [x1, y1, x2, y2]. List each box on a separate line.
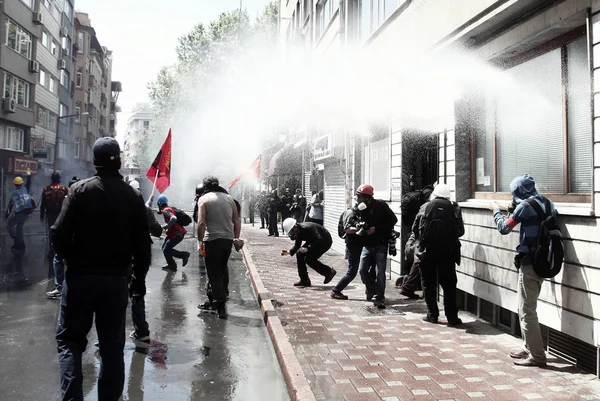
[33, 12, 42, 25]
[60, 27, 68, 38]
[3, 98, 16, 113]
[29, 60, 39, 73]
[62, 47, 70, 58]
[58, 59, 67, 70]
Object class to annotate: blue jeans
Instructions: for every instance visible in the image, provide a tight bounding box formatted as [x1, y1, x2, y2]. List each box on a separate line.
[359, 244, 388, 301]
[57, 274, 129, 401]
[7, 212, 28, 244]
[332, 243, 362, 293]
[162, 234, 186, 268]
[53, 254, 65, 291]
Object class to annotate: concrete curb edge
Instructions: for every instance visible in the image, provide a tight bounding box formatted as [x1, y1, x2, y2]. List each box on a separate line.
[241, 245, 317, 401]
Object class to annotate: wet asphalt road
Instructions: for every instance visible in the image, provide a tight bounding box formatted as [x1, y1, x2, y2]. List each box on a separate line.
[0, 231, 289, 401]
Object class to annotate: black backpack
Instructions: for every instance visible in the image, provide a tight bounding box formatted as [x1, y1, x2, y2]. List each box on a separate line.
[525, 198, 564, 278]
[172, 207, 192, 227]
[419, 198, 457, 253]
[338, 211, 346, 239]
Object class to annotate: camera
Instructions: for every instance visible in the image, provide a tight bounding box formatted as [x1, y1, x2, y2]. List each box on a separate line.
[356, 221, 369, 236]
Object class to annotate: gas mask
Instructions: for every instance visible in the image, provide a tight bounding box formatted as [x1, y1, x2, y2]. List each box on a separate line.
[357, 202, 367, 211]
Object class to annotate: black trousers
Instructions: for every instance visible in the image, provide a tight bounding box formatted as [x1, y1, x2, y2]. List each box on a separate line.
[296, 240, 333, 282]
[419, 254, 459, 320]
[400, 256, 421, 293]
[57, 274, 128, 401]
[268, 212, 278, 236]
[204, 239, 233, 305]
[260, 210, 268, 228]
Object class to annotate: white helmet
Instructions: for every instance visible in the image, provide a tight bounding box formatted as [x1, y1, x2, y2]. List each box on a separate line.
[432, 183, 451, 199]
[129, 180, 140, 190]
[283, 218, 297, 235]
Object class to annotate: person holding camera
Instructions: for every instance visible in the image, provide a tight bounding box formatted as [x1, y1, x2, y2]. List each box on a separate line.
[330, 202, 367, 299]
[356, 184, 398, 309]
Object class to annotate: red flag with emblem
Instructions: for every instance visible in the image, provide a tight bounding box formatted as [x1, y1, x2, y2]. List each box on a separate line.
[229, 154, 262, 189]
[146, 130, 172, 193]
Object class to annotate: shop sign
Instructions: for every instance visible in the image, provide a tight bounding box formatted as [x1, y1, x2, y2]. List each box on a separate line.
[6, 156, 39, 174]
[314, 134, 332, 161]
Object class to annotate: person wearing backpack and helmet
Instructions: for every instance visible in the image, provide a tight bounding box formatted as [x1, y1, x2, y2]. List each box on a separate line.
[5, 170, 33, 251]
[489, 174, 560, 367]
[283, 217, 336, 288]
[414, 183, 464, 325]
[157, 195, 190, 272]
[41, 173, 69, 258]
[355, 184, 397, 309]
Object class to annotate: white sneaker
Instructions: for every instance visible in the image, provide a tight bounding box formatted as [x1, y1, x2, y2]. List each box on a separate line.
[46, 289, 61, 299]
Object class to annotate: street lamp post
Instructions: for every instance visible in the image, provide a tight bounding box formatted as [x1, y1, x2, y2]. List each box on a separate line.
[53, 112, 89, 173]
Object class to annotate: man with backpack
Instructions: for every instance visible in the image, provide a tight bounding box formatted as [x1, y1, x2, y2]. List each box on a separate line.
[489, 174, 562, 367]
[41, 173, 69, 257]
[414, 183, 464, 325]
[399, 185, 433, 280]
[5, 170, 33, 252]
[356, 184, 398, 309]
[156, 195, 191, 272]
[42, 173, 71, 300]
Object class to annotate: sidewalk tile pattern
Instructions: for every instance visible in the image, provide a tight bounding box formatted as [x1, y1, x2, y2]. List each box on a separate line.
[243, 225, 600, 401]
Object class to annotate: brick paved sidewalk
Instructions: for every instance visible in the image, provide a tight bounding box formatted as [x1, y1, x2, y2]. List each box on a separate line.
[242, 224, 600, 401]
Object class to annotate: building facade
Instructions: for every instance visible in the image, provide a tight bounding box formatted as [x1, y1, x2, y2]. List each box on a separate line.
[123, 102, 154, 170]
[279, 0, 600, 375]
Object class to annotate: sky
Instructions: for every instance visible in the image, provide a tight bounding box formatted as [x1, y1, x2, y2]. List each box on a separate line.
[74, 0, 271, 143]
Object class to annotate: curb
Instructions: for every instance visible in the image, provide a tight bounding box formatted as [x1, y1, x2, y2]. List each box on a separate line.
[241, 245, 317, 401]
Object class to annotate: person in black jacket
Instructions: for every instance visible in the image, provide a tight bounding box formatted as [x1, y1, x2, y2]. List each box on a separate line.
[356, 184, 398, 309]
[284, 218, 337, 287]
[52, 137, 151, 401]
[267, 189, 282, 237]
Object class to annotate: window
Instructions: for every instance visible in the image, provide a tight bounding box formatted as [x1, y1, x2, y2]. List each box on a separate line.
[20, 0, 33, 8]
[64, 0, 72, 21]
[42, 0, 51, 9]
[49, 77, 56, 93]
[360, 0, 370, 42]
[3, 72, 29, 107]
[59, 102, 67, 117]
[362, 124, 390, 199]
[77, 32, 84, 53]
[73, 138, 80, 158]
[62, 37, 71, 54]
[39, 69, 46, 86]
[471, 36, 592, 199]
[384, 0, 399, 20]
[76, 66, 82, 87]
[42, 31, 49, 49]
[60, 70, 69, 88]
[143, 120, 150, 129]
[58, 139, 67, 159]
[0, 125, 25, 152]
[5, 19, 32, 58]
[75, 102, 81, 122]
[51, 41, 57, 56]
[36, 105, 58, 130]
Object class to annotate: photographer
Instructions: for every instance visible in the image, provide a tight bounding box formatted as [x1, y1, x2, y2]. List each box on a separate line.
[330, 202, 367, 299]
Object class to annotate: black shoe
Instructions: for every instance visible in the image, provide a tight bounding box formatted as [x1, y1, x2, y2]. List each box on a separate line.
[274, 234, 279, 237]
[260, 226, 265, 229]
[330, 291, 348, 300]
[374, 299, 386, 309]
[423, 314, 438, 324]
[399, 290, 420, 300]
[293, 280, 311, 287]
[324, 269, 336, 284]
[268, 234, 274, 237]
[198, 301, 217, 314]
[365, 289, 374, 301]
[182, 252, 190, 267]
[162, 265, 177, 272]
[217, 304, 227, 319]
[447, 318, 463, 327]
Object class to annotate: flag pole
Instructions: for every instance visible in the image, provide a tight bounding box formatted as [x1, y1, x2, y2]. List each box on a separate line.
[152, 169, 159, 197]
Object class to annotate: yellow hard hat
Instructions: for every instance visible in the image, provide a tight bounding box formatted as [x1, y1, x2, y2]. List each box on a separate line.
[13, 176, 24, 185]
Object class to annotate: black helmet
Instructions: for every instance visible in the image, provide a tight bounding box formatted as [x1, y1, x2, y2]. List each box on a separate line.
[50, 172, 61, 183]
[196, 184, 205, 196]
[93, 137, 121, 169]
[68, 176, 80, 188]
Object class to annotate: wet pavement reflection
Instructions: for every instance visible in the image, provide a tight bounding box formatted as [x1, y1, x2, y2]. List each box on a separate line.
[0, 234, 289, 401]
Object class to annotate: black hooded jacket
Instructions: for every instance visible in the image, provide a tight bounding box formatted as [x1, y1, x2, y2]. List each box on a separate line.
[51, 171, 151, 279]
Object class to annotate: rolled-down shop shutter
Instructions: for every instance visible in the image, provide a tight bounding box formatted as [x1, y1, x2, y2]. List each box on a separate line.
[324, 164, 346, 254]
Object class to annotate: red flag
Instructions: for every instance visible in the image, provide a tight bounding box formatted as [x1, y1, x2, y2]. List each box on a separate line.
[146, 130, 172, 193]
[229, 154, 262, 189]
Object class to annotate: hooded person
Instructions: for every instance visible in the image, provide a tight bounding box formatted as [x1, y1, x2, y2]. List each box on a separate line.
[52, 137, 152, 400]
[413, 183, 464, 325]
[489, 174, 557, 367]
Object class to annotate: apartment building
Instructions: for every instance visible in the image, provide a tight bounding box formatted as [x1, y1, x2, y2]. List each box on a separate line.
[279, 0, 600, 375]
[0, 0, 42, 209]
[70, 11, 115, 178]
[30, 0, 75, 195]
[123, 102, 154, 169]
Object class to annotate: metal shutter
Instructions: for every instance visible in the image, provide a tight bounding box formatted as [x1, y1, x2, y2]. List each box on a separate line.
[324, 166, 346, 253]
